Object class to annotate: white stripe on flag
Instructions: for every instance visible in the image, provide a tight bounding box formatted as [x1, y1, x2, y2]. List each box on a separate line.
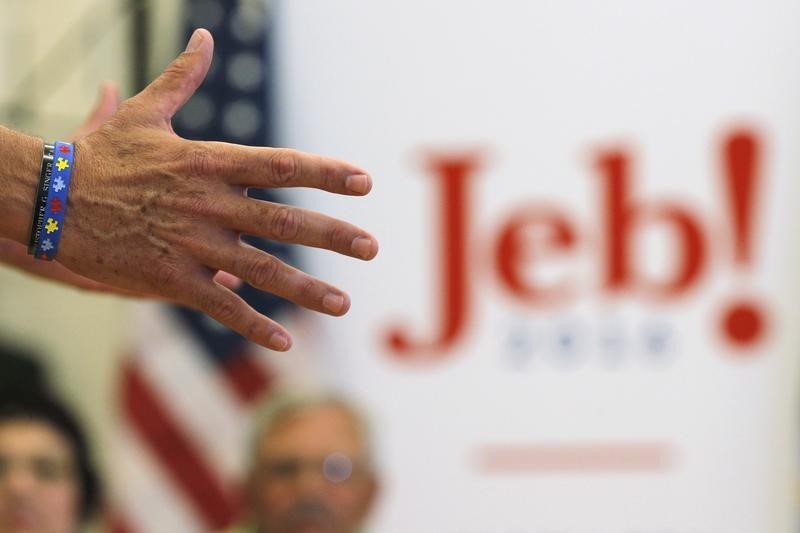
[131, 302, 250, 480]
[113, 425, 206, 533]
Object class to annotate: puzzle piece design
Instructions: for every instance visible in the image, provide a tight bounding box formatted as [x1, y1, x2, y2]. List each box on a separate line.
[53, 176, 65, 192]
[56, 158, 70, 171]
[41, 239, 54, 252]
[45, 218, 59, 234]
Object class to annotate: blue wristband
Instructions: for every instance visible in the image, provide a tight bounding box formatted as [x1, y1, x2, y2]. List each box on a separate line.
[34, 141, 74, 261]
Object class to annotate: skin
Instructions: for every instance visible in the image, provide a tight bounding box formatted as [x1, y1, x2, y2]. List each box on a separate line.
[249, 406, 377, 533]
[0, 421, 81, 533]
[0, 83, 242, 297]
[0, 29, 379, 351]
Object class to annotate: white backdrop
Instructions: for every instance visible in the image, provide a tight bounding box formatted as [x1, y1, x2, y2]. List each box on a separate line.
[273, 2, 800, 532]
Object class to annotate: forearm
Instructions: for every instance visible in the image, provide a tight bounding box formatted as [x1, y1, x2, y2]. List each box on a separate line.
[0, 125, 43, 244]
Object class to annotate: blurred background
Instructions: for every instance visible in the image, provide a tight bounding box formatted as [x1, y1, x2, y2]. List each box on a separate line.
[1, 1, 799, 532]
[0, 0, 170, 526]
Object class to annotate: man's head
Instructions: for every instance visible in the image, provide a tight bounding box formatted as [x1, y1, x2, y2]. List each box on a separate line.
[0, 393, 99, 533]
[247, 392, 378, 533]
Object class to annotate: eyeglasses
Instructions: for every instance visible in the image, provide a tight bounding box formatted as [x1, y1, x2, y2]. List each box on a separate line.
[0, 454, 76, 484]
[256, 453, 366, 485]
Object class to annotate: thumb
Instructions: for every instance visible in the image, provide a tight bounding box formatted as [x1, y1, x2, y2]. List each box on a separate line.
[132, 28, 214, 124]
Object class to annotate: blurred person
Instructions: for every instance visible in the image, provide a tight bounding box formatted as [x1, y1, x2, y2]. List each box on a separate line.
[239, 392, 379, 533]
[0, 28, 379, 352]
[0, 392, 99, 533]
[0, 342, 46, 395]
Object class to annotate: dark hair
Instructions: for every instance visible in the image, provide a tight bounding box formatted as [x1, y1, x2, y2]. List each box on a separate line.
[0, 391, 101, 522]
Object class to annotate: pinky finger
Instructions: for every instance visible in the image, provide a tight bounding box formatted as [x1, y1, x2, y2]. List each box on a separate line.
[192, 280, 292, 351]
[213, 270, 243, 291]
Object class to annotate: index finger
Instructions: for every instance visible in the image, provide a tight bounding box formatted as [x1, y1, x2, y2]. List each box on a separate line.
[203, 143, 373, 195]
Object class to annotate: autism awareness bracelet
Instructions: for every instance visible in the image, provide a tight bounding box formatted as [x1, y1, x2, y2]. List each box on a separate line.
[29, 141, 74, 261]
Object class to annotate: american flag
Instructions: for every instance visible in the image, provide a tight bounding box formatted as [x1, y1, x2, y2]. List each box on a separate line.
[110, 1, 294, 531]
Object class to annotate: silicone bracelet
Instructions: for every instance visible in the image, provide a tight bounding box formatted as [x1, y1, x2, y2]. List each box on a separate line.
[34, 141, 74, 261]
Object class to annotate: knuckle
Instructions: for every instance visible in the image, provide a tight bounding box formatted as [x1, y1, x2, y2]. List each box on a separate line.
[179, 191, 211, 217]
[246, 257, 280, 288]
[327, 224, 350, 251]
[185, 145, 215, 177]
[162, 62, 189, 85]
[268, 149, 299, 186]
[209, 296, 240, 325]
[298, 277, 318, 300]
[242, 320, 263, 342]
[319, 156, 336, 189]
[270, 205, 302, 241]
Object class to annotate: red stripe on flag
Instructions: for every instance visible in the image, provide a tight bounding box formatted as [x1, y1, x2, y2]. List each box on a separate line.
[105, 508, 136, 533]
[121, 360, 240, 529]
[220, 349, 274, 404]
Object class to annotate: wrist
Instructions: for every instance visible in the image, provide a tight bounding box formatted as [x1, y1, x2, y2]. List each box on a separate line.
[0, 127, 43, 244]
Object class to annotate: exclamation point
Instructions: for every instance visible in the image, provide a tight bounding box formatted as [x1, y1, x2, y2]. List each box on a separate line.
[718, 129, 768, 350]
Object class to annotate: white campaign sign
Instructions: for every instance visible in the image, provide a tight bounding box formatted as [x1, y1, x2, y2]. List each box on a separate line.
[273, 2, 800, 532]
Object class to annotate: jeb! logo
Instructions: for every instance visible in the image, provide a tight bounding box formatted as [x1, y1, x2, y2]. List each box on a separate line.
[385, 128, 768, 361]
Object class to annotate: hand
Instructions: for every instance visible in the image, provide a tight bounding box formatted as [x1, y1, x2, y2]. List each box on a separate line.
[0, 82, 243, 296]
[0, 83, 129, 294]
[71, 81, 121, 142]
[57, 29, 378, 351]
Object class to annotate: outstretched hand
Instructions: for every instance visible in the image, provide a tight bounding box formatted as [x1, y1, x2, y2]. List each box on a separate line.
[0, 81, 243, 297]
[54, 29, 378, 351]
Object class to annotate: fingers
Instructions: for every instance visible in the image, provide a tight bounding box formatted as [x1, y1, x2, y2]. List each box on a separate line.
[213, 270, 243, 290]
[72, 82, 121, 141]
[131, 28, 213, 122]
[216, 198, 378, 260]
[201, 143, 373, 195]
[89, 82, 120, 127]
[191, 278, 292, 351]
[199, 241, 352, 317]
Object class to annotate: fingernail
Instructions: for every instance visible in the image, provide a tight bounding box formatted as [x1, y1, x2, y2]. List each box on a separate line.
[323, 293, 347, 314]
[185, 29, 204, 52]
[345, 174, 371, 194]
[269, 332, 291, 351]
[351, 237, 375, 260]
